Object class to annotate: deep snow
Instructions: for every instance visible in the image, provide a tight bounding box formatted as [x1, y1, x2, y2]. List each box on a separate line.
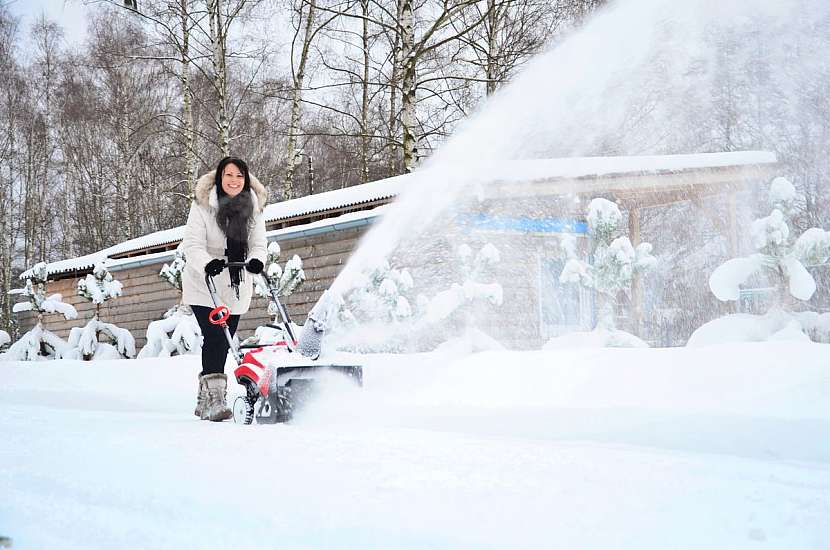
[1, 342, 829, 549]
[0, 342, 830, 550]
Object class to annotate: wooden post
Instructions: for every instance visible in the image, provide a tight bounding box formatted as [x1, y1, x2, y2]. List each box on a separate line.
[727, 191, 739, 314]
[727, 191, 738, 257]
[628, 207, 642, 335]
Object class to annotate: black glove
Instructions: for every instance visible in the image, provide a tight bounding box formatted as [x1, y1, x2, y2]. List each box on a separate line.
[245, 258, 264, 274]
[205, 258, 226, 276]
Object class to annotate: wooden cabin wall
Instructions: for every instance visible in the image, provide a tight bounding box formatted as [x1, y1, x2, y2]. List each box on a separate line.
[15, 227, 369, 351]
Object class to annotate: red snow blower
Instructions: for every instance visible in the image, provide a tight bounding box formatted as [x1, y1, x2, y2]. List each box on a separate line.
[205, 262, 362, 424]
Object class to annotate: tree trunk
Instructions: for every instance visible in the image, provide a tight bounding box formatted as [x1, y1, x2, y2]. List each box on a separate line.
[209, 0, 230, 156]
[283, 0, 318, 199]
[485, 0, 499, 96]
[180, 0, 197, 194]
[387, 13, 401, 176]
[400, 0, 417, 173]
[360, 0, 370, 183]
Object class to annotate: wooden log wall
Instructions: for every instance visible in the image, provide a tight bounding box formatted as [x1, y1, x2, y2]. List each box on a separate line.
[15, 226, 369, 352]
[14, 223, 582, 353]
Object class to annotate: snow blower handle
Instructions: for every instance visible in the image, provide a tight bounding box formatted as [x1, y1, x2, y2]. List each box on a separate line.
[203, 270, 243, 364]
[258, 272, 299, 347]
[208, 306, 230, 325]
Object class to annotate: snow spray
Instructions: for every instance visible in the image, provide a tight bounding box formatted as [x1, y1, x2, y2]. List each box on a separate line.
[324, 0, 830, 350]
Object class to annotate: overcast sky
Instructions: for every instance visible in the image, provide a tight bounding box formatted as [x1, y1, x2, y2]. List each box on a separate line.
[6, 0, 89, 46]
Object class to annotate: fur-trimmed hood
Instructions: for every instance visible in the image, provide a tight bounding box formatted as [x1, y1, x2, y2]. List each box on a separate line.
[194, 170, 267, 213]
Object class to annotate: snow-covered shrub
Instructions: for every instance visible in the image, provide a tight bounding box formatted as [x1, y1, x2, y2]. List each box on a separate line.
[419, 243, 503, 325]
[543, 327, 649, 349]
[159, 249, 186, 290]
[10, 263, 78, 321]
[709, 177, 829, 304]
[415, 243, 505, 351]
[1, 263, 77, 361]
[240, 323, 303, 348]
[64, 320, 136, 360]
[694, 177, 830, 345]
[329, 243, 504, 353]
[560, 198, 656, 332]
[0, 330, 9, 351]
[139, 248, 202, 358]
[340, 260, 415, 326]
[68, 262, 135, 360]
[77, 262, 123, 308]
[687, 310, 812, 347]
[137, 305, 202, 358]
[254, 241, 306, 323]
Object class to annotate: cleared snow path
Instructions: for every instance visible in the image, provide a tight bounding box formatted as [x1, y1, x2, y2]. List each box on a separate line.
[1, 342, 829, 549]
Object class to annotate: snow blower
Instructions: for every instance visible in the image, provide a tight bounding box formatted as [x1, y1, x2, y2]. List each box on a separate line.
[204, 262, 362, 424]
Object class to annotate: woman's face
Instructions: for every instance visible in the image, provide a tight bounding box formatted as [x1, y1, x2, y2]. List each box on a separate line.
[221, 163, 245, 197]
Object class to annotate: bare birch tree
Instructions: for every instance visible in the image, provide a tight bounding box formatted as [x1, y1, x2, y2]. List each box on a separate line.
[0, 4, 26, 334]
[453, 0, 565, 97]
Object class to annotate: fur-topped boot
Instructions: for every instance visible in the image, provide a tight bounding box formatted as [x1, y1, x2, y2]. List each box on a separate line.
[194, 375, 208, 417]
[200, 373, 232, 422]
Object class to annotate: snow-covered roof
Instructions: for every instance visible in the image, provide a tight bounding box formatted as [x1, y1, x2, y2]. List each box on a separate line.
[105, 227, 185, 257]
[23, 207, 389, 279]
[25, 151, 777, 279]
[477, 151, 777, 183]
[262, 173, 406, 221]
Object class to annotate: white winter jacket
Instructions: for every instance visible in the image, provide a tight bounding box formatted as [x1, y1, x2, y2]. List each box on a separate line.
[180, 171, 268, 314]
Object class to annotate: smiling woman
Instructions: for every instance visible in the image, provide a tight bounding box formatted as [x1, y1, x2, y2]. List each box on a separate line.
[180, 156, 269, 421]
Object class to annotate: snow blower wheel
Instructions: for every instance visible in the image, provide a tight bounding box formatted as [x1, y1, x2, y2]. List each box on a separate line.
[232, 396, 255, 424]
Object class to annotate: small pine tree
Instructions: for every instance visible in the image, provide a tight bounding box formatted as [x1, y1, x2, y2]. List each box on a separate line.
[0, 329, 11, 352]
[77, 262, 124, 319]
[69, 261, 135, 360]
[340, 260, 415, 326]
[159, 248, 187, 291]
[1, 262, 78, 361]
[709, 177, 830, 307]
[419, 243, 503, 325]
[254, 241, 306, 323]
[560, 198, 656, 330]
[138, 247, 202, 358]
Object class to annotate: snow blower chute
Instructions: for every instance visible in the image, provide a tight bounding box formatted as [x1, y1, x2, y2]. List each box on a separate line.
[205, 262, 362, 424]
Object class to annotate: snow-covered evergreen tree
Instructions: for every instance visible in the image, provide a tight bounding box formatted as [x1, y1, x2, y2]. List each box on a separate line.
[414, 243, 505, 352]
[159, 248, 187, 290]
[709, 177, 830, 305]
[331, 244, 504, 352]
[560, 198, 657, 332]
[0, 329, 11, 352]
[138, 247, 201, 358]
[692, 177, 830, 345]
[340, 260, 414, 326]
[1, 262, 77, 361]
[137, 305, 202, 358]
[420, 243, 503, 325]
[254, 241, 306, 323]
[66, 261, 135, 360]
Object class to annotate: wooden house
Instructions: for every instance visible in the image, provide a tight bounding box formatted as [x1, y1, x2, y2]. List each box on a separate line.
[17, 151, 778, 350]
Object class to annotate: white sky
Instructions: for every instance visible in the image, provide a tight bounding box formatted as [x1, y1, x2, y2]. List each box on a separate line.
[5, 0, 90, 46]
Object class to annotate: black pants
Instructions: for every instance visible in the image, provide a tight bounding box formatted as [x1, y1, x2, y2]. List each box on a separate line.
[191, 305, 241, 376]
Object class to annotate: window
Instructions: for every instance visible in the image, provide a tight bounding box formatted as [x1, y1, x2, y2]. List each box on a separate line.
[538, 257, 592, 338]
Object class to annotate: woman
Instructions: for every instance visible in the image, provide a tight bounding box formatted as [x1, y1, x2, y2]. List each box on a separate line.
[181, 157, 268, 421]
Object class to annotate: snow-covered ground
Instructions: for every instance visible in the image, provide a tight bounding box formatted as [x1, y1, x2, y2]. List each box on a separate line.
[1, 342, 829, 549]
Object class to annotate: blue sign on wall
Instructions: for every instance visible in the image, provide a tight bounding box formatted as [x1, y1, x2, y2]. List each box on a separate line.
[457, 213, 588, 234]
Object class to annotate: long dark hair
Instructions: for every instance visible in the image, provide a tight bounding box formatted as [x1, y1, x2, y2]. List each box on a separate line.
[214, 156, 254, 293]
[213, 156, 254, 245]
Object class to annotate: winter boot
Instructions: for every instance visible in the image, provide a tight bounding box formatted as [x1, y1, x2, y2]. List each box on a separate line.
[194, 375, 208, 417]
[200, 373, 232, 422]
